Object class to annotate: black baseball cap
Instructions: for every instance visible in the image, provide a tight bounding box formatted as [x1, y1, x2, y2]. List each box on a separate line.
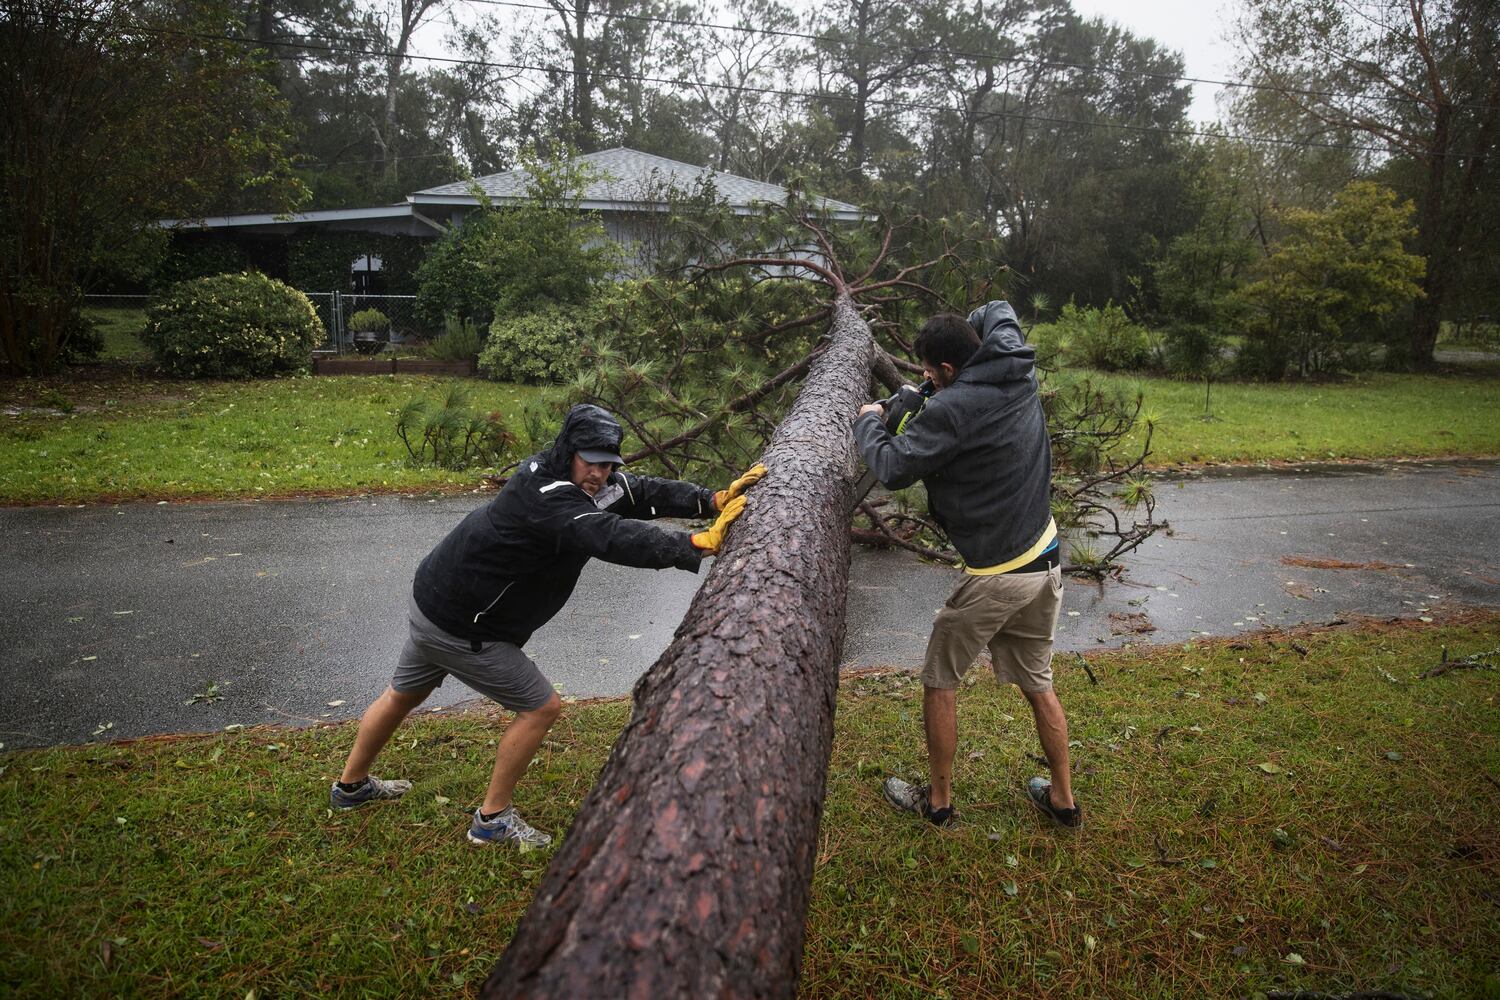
[576, 446, 624, 465]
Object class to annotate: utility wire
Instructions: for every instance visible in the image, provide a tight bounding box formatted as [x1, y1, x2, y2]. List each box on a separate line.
[457, 0, 1500, 113]
[78, 15, 1494, 159]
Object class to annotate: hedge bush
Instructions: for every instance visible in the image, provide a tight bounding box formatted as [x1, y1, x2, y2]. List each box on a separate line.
[479, 305, 593, 384]
[1032, 303, 1161, 372]
[142, 273, 325, 378]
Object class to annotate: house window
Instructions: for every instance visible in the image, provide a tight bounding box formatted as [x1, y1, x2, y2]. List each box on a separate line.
[351, 253, 384, 294]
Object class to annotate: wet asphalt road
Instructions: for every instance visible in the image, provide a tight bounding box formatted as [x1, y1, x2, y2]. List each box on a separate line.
[2, 459, 1497, 749]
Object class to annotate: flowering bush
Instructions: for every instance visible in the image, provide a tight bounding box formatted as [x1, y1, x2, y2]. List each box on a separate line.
[142, 273, 325, 378]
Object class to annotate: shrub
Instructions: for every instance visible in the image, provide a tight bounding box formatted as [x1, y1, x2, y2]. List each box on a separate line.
[1036, 303, 1161, 372]
[348, 308, 390, 334]
[427, 315, 483, 362]
[59, 310, 103, 363]
[395, 385, 517, 470]
[1230, 321, 1291, 381]
[1161, 322, 1227, 379]
[1236, 181, 1424, 379]
[415, 153, 619, 328]
[479, 304, 594, 384]
[142, 273, 324, 378]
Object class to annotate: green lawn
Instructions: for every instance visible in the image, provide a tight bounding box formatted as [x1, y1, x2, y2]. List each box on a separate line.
[3, 362, 1499, 505]
[0, 375, 557, 503]
[81, 306, 152, 363]
[1065, 369, 1500, 466]
[2, 616, 1496, 997]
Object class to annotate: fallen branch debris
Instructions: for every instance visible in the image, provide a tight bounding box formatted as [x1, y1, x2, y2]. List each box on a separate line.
[1421, 646, 1498, 679]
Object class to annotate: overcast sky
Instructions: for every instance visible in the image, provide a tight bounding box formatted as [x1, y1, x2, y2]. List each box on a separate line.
[1071, 0, 1239, 123]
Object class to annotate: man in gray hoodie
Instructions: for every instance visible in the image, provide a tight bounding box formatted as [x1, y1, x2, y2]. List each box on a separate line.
[854, 303, 1080, 829]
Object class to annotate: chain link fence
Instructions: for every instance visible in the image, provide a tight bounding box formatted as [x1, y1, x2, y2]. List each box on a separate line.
[81, 293, 153, 312]
[331, 292, 426, 353]
[84, 291, 435, 356]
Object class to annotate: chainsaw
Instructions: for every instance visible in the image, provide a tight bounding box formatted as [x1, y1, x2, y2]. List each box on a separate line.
[853, 379, 932, 503]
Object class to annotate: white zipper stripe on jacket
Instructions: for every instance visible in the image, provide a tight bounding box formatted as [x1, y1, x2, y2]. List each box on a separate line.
[473, 581, 515, 623]
[539, 480, 573, 493]
[621, 474, 635, 506]
[573, 510, 605, 520]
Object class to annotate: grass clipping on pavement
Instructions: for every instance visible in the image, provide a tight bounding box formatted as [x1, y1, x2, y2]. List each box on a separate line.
[2, 615, 1497, 998]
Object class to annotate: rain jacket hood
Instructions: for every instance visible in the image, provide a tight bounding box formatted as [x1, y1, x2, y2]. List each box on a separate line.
[853, 300, 1054, 569]
[412, 406, 715, 645]
[537, 404, 626, 478]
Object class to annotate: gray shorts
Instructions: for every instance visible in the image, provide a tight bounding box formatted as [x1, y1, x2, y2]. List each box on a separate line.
[393, 595, 554, 713]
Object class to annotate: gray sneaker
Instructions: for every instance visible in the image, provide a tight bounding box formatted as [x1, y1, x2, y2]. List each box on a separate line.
[467, 806, 553, 849]
[329, 774, 412, 810]
[1027, 776, 1082, 828]
[882, 776, 955, 828]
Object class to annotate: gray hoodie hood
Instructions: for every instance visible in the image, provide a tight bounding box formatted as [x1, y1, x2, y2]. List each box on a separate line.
[853, 300, 1053, 569]
[962, 300, 1037, 391]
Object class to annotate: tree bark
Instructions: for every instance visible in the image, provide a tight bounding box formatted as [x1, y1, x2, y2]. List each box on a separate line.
[482, 295, 874, 999]
[1410, 101, 1453, 366]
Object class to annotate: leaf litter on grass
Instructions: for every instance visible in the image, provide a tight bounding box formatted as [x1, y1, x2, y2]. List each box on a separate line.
[2, 614, 1498, 998]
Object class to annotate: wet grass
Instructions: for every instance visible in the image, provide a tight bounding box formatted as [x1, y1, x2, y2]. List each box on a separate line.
[3, 615, 1497, 998]
[81, 307, 151, 363]
[5, 363, 1499, 505]
[0, 374, 558, 504]
[1064, 369, 1500, 467]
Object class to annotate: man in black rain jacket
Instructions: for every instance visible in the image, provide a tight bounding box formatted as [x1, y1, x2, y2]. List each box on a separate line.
[330, 403, 765, 847]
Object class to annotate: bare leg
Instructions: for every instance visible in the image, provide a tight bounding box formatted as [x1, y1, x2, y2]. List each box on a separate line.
[341, 686, 431, 783]
[923, 686, 958, 810]
[480, 692, 564, 814]
[1021, 687, 1074, 809]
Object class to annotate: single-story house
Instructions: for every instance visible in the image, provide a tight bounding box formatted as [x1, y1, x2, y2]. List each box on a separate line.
[159, 147, 863, 294]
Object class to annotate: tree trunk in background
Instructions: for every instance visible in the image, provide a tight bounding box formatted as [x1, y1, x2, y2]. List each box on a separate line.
[482, 295, 874, 999]
[1410, 102, 1453, 367]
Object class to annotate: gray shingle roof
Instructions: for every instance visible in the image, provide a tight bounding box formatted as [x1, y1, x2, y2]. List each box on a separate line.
[412, 147, 861, 218]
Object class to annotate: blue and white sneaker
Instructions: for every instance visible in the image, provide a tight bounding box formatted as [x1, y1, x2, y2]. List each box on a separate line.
[329, 774, 412, 810]
[467, 806, 553, 849]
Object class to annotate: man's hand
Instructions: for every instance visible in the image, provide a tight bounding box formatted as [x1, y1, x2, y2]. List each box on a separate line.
[858, 403, 886, 420]
[713, 462, 768, 511]
[692, 494, 747, 555]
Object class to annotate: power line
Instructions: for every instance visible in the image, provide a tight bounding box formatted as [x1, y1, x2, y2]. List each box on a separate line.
[457, 0, 1500, 114]
[81, 15, 1493, 159]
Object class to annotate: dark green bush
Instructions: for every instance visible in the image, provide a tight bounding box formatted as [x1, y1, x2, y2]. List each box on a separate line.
[427, 315, 483, 362]
[479, 304, 593, 384]
[142, 273, 324, 378]
[1161, 322, 1226, 378]
[1033, 303, 1161, 372]
[415, 156, 619, 329]
[1231, 321, 1292, 381]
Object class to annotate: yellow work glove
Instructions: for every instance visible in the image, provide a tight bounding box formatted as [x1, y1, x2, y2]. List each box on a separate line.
[692, 493, 747, 555]
[714, 462, 768, 510]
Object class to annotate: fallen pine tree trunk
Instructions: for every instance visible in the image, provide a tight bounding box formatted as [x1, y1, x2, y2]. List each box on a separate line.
[482, 294, 874, 999]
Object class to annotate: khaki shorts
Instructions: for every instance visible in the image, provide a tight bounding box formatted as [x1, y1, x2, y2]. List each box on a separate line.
[921, 566, 1064, 692]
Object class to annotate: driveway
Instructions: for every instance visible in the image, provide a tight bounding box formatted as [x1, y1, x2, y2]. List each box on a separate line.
[2, 459, 1496, 749]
